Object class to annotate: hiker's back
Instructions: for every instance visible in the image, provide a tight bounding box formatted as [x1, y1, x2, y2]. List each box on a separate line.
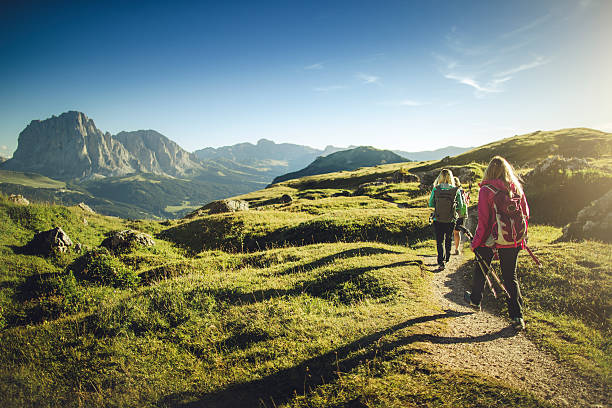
[433, 185, 459, 223]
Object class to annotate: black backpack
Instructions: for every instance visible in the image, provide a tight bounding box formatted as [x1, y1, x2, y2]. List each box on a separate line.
[433, 186, 459, 223]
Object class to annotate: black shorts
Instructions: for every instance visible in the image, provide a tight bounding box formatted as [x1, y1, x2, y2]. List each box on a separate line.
[454, 218, 465, 231]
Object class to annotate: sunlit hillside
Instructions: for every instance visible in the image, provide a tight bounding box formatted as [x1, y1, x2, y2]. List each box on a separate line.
[1, 130, 610, 407]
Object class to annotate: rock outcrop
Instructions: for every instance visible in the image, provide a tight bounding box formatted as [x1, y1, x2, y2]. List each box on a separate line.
[0, 111, 204, 181]
[561, 189, 612, 242]
[114, 130, 203, 177]
[26, 227, 73, 255]
[77, 202, 95, 213]
[1, 111, 137, 180]
[204, 199, 250, 214]
[101, 230, 155, 252]
[525, 156, 589, 179]
[8, 194, 30, 205]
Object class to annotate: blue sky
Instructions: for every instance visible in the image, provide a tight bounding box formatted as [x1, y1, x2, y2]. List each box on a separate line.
[1, 0, 610, 156]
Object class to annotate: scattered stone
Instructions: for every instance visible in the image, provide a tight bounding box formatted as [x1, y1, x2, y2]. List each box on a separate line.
[101, 229, 155, 252]
[525, 155, 589, 179]
[279, 194, 292, 204]
[8, 194, 30, 205]
[561, 189, 612, 242]
[26, 227, 73, 255]
[203, 199, 250, 214]
[390, 170, 419, 183]
[77, 202, 95, 213]
[83, 218, 88, 225]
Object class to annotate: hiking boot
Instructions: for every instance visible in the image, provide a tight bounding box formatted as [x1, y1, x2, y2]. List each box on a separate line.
[463, 291, 481, 311]
[438, 262, 445, 270]
[452, 248, 459, 255]
[512, 317, 525, 330]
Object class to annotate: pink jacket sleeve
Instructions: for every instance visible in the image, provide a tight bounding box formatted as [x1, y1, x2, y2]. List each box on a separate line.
[471, 186, 493, 249]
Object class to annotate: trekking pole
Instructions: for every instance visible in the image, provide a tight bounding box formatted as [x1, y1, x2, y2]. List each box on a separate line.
[524, 244, 543, 268]
[457, 226, 510, 298]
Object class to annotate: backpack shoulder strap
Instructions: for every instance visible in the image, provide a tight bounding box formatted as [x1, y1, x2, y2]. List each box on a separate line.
[483, 184, 499, 194]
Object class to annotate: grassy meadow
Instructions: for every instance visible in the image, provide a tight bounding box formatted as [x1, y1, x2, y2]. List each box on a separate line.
[1, 132, 611, 407]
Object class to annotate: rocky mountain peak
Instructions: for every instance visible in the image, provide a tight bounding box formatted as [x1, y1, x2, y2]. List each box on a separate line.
[0, 112, 203, 180]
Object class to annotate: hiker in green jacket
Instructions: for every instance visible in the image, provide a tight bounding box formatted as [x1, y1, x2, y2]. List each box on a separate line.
[428, 169, 466, 269]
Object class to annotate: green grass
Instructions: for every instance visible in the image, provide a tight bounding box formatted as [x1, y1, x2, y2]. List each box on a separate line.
[0, 170, 66, 189]
[0, 137, 610, 408]
[411, 128, 612, 171]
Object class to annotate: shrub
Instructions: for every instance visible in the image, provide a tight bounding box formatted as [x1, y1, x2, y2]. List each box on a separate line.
[69, 248, 140, 289]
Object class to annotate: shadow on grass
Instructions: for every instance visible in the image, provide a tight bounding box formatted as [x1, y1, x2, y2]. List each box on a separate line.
[210, 260, 424, 306]
[277, 247, 406, 275]
[160, 309, 514, 408]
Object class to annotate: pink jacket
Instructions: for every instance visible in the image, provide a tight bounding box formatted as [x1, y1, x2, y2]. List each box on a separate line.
[471, 179, 530, 249]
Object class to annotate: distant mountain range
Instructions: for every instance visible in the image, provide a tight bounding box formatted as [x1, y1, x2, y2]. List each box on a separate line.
[272, 146, 408, 184]
[0, 111, 473, 218]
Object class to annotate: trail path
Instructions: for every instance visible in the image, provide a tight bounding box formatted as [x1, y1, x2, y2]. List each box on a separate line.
[420, 253, 609, 407]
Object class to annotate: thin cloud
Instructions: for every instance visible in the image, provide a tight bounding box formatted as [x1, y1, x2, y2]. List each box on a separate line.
[304, 62, 324, 70]
[432, 52, 458, 70]
[355, 73, 381, 84]
[0, 145, 7, 151]
[313, 85, 346, 92]
[495, 56, 550, 77]
[501, 14, 551, 39]
[444, 73, 504, 93]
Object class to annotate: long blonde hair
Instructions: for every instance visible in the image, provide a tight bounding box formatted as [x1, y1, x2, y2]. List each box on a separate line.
[483, 156, 523, 196]
[453, 176, 461, 187]
[433, 169, 455, 187]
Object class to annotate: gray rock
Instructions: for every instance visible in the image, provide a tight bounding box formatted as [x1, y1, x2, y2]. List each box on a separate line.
[202, 199, 250, 214]
[279, 194, 293, 204]
[0, 111, 204, 181]
[8, 194, 30, 205]
[77, 202, 95, 213]
[1, 111, 137, 180]
[101, 229, 155, 252]
[525, 156, 589, 180]
[114, 130, 204, 177]
[562, 189, 612, 242]
[27, 227, 73, 255]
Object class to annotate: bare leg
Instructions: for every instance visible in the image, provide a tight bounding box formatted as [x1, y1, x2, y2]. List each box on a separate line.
[453, 229, 460, 253]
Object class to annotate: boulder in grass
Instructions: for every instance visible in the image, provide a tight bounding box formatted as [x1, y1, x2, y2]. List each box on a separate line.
[27, 227, 73, 255]
[203, 199, 250, 214]
[77, 202, 95, 213]
[562, 189, 612, 242]
[8, 194, 30, 205]
[101, 229, 155, 253]
[279, 194, 293, 204]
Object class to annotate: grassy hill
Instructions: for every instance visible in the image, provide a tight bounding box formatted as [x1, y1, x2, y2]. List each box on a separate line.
[0, 170, 66, 189]
[272, 146, 409, 184]
[411, 128, 612, 171]
[0, 130, 610, 407]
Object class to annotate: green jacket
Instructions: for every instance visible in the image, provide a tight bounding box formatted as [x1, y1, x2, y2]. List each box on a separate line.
[428, 183, 466, 221]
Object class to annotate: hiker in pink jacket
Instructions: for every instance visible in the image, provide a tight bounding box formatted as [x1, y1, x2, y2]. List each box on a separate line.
[464, 156, 530, 330]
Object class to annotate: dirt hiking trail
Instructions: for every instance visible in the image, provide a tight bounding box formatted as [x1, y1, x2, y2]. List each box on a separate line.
[418, 253, 610, 407]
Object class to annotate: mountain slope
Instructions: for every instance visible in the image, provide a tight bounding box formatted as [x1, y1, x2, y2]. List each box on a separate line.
[271, 146, 409, 184]
[394, 145, 472, 161]
[1, 111, 137, 180]
[114, 130, 203, 177]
